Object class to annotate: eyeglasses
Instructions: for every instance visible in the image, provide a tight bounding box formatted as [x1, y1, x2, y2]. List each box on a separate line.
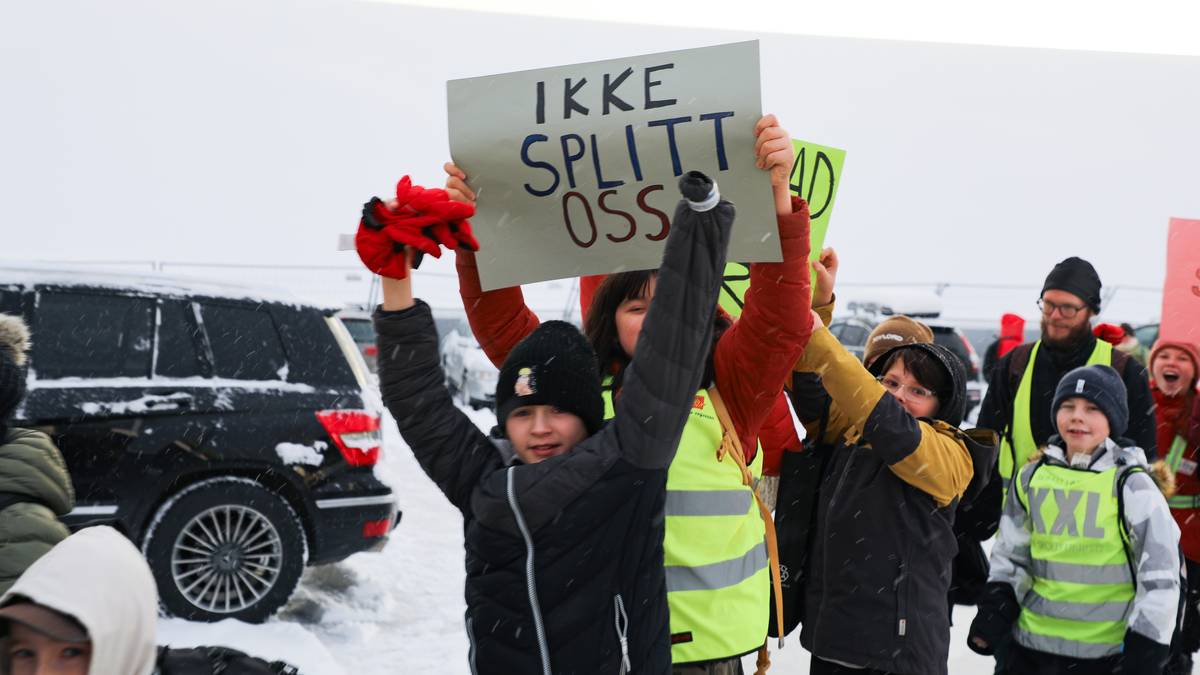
[1037, 298, 1086, 318]
[876, 376, 937, 401]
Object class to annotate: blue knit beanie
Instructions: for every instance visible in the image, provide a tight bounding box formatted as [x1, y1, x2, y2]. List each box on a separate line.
[1051, 364, 1129, 439]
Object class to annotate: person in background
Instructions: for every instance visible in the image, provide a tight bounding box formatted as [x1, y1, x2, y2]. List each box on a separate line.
[1117, 323, 1150, 366]
[968, 365, 1179, 675]
[0, 314, 74, 597]
[982, 313, 1025, 386]
[1149, 339, 1200, 675]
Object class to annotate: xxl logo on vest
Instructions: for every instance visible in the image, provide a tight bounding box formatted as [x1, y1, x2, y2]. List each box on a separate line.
[1027, 487, 1107, 538]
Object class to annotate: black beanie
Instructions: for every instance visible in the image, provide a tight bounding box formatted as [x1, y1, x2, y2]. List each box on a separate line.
[1051, 364, 1129, 439]
[0, 314, 31, 425]
[495, 320, 604, 437]
[1041, 256, 1102, 313]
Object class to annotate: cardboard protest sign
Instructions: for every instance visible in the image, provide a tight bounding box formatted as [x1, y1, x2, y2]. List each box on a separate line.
[1159, 217, 1200, 348]
[447, 41, 777, 291]
[719, 139, 847, 318]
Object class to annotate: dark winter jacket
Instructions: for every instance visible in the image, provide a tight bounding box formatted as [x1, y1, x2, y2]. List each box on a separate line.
[155, 646, 301, 674]
[0, 426, 74, 595]
[792, 328, 997, 675]
[982, 313, 1025, 385]
[374, 195, 731, 674]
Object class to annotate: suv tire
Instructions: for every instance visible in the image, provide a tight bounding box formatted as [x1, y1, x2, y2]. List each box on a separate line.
[142, 477, 308, 623]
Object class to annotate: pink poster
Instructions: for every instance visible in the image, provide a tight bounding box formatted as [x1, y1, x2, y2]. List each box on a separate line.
[1160, 217, 1200, 347]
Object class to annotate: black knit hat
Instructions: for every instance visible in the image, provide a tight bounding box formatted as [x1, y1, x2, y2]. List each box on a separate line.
[495, 320, 604, 437]
[1042, 256, 1102, 313]
[0, 314, 31, 424]
[1051, 364, 1129, 439]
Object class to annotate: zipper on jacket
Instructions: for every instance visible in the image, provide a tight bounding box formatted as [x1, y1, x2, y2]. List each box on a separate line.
[614, 594, 631, 674]
[507, 467, 552, 675]
[466, 616, 479, 675]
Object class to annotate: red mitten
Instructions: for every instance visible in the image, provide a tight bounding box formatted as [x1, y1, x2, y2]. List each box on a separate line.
[355, 176, 478, 278]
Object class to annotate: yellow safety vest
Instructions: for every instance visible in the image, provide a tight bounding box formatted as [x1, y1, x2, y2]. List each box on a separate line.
[999, 340, 1113, 499]
[1013, 460, 1136, 659]
[602, 381, 768, 664]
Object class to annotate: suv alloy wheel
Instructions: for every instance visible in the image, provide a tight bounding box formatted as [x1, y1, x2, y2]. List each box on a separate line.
[142, 477, 308, 623]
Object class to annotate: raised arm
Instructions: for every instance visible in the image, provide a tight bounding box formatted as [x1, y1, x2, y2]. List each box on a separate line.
[609, 172, 733, 470]
[714, 115, 814, 453]
[445, 162, 540, 367]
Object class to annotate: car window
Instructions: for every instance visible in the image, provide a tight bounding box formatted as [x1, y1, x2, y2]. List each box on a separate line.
[1134, 324, 1159, 348]
[272, 306, 357, 387]
[340, 317, 375, 344]
[34, 291, 155, 379]
[840, 325, 870, 347]
[0, 287, 23, 316]
[199, 302, 287, 380]
[156, 300, 204, 378]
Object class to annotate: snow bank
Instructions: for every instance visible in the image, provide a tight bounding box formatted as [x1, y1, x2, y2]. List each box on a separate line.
[157, 618, 345, 675]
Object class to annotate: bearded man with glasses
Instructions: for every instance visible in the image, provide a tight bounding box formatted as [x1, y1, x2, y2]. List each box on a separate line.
[973, 256, 1157, 675]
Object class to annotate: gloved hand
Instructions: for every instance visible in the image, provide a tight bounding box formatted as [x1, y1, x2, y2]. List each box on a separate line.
[356, 176, 478, 279]
[967, 582, 1020, 656]
[1122, 630, 1170, 675]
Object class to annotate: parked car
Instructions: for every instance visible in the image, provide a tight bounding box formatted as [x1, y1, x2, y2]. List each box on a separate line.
[1134, 322, 1160, 350]
[336, 305, 377, 373]
[439, 319, 498, 410]
[0, 268, 398, 623]
[828, 314, 986, 416]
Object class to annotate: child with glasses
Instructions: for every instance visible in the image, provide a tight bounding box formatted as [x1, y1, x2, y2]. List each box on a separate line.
[788, 310, 998, 675]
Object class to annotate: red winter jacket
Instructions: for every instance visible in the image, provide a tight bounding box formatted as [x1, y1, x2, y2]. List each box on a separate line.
[1156, 382, 1200, 561]
[455, 196, 815, 458]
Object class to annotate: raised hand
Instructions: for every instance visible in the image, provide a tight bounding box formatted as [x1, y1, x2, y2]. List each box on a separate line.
[753, 114, 795, 216]
[812, 247, 839, 306]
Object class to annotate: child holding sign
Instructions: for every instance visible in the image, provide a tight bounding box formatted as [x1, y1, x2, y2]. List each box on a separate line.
[360, 171, 733, 674]
[446, 114, 812, 672]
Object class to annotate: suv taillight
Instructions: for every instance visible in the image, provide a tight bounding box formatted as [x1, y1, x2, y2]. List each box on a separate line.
[315, 409, 382, 466]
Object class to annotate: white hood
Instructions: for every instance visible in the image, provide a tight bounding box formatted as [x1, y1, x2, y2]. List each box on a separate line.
[0, 526, 158, 675]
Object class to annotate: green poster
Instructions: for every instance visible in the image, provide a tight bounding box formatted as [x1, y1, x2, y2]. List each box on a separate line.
[718, 138, 846, 318]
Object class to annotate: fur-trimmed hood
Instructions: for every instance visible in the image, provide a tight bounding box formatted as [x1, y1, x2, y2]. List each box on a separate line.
[0, 314, 30, 368]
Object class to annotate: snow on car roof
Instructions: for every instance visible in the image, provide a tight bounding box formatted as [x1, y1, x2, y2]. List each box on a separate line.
[0, 265, 317, 308]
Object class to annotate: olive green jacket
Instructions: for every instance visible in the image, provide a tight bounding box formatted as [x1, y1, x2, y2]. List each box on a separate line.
[0, 427, 74, 595]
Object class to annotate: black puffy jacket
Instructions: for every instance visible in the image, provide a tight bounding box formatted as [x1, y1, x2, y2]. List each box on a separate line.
[374, 186, 731, 674]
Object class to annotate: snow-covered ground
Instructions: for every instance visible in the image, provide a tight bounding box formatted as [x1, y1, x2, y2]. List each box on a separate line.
[150, 404, 1078, 674]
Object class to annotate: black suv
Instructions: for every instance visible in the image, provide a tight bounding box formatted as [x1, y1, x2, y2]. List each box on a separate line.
[1, 269, 398, 623]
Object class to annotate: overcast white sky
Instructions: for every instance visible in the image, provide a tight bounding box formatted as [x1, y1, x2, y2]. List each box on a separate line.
[1, 0, 1197, 321]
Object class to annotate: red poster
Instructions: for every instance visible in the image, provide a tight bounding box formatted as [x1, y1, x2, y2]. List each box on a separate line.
[1160, 217, 1200, 347]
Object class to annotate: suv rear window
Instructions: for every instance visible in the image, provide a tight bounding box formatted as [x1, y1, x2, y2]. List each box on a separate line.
[199, 303, 287, 380]
[34, 291, 155, 379]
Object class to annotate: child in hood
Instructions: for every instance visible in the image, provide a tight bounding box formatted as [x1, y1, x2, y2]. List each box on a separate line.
[1148, 339, 1200, 674]
[367, 172, 732, 674]
[969, 364, 1181, 675]
[0, 526, 303, 675]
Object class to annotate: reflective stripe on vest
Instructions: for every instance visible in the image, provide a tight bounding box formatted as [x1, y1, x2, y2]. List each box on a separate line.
[1166, 435, 1200, 509]
[1014, 461, 1134, 658]
[602, 381, 767, 663]
[1000, 340, 1113, 498]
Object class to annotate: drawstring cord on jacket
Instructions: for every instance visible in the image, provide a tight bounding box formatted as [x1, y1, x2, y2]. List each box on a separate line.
[709, 387, 785, 675]
[614, 594, 631, 674]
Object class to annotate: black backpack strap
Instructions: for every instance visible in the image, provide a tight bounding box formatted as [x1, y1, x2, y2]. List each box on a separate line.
[1115, 465, 1145, 592]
